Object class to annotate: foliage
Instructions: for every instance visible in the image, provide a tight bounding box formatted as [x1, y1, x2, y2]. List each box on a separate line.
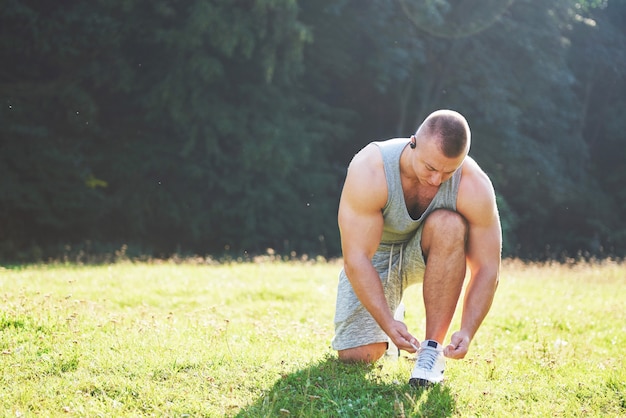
[0, 0, 625, 260]
[0, 260, 625, 416]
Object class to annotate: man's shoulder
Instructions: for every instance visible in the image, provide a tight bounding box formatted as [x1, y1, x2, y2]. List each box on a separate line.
[372, 137, 409, 149]
[458, 157, 497, 208]
[343, 144, 388, 207]
[349, 142, 383, 171]
[461, 156, 492, 184]
[457, 157, 501, 235]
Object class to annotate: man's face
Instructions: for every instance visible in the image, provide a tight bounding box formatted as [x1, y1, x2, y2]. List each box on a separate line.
[412, 136, 465, 187]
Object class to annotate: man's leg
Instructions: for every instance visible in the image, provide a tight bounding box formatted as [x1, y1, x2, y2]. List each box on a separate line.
[337, 342, 387, 363]
[420, 209, 468, 344]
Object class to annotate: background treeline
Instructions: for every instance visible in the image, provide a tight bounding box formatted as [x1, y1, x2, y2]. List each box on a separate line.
[1, 0, 625, 262]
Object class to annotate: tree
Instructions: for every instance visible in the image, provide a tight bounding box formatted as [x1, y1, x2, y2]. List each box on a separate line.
[299, 0, 622, 258]
[569, 0, 626, 254]
[0, 0, 345, 259]
[0, 1, 120, 259]
[1, 0, 625, 261]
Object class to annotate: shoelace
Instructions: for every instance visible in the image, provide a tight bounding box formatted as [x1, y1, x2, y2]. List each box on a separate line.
[416, 347, 439, 370]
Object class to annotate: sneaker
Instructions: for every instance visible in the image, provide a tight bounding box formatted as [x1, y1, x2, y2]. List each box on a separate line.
[408, 340, 445, 387]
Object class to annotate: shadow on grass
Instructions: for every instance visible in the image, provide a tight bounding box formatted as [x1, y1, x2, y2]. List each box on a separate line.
[236, 355, 455, 417]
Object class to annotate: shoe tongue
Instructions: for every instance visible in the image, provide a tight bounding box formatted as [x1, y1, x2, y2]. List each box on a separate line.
[426, 340, 438, 349]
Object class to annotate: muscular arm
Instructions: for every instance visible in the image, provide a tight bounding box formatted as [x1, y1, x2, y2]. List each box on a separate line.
[445, 158, 502, 359]
[338, 146, 418, 352]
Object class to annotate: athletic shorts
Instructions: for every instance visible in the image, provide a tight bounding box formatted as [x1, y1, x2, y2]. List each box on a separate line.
[331, 225, 427, 351]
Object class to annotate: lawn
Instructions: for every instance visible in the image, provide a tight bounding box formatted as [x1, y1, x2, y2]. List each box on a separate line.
[1, 258, 624, 416]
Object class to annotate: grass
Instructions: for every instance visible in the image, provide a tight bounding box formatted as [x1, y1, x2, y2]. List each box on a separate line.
[0, 258, 625, 417]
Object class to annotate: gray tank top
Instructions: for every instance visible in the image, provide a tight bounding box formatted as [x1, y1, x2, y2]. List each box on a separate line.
[374, 138, 462, 245]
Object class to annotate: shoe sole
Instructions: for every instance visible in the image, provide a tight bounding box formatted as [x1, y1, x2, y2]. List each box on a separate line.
[408, 378, 442, 388]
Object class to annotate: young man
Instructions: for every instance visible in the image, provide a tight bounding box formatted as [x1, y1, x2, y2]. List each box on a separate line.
[332, 109, 501, 387]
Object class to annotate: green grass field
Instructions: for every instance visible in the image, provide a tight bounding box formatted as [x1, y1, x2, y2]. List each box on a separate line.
[1, 258, 624, 417]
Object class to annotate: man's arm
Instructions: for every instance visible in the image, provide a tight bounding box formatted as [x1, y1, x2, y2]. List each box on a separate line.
[445, 158, 502, 359]
[338, 145, 418, 353]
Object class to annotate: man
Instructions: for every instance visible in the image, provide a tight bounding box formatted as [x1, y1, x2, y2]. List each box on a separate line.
[332, 109, 501, 387]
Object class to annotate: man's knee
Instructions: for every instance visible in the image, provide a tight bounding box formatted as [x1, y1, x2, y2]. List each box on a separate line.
[337, 342, 387, 363]
[422, 210, 468, 255]
[425, 209, 467, 238]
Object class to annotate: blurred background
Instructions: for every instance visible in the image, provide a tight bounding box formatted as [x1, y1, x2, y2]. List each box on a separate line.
[1, 0, 624, 262]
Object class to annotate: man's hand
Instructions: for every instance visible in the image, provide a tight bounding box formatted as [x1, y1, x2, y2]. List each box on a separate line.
[444, 330, 471, 359]
[386, 320, 420, 353]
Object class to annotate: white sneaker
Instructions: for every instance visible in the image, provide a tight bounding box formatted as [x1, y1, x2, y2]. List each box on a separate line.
[409, 340, 445, 387]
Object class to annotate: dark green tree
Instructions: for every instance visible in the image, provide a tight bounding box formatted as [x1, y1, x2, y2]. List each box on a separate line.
[0, 1, 118, 259]
[568, 0, 626, 255]
[299, 0, 623, 258]
[1, 0, 625, 262]
[0, 0, 348, 260]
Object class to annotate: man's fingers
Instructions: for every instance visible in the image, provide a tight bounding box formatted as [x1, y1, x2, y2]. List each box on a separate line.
[443, 344, 456, 357]
[444, 343, 467, 359]
[394, 334, 419, 353]
[403, 338, 420, 352]
[391, 322, 419, 353]
[395, 339, 418, 353]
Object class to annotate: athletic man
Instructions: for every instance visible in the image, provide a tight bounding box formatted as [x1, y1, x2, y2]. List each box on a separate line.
[332, 109, 501, 387]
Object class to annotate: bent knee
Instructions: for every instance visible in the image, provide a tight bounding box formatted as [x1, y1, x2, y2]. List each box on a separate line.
[337, 342, 387, 363]
[425, 209, 468, 237]
[422, 210, 468, 256]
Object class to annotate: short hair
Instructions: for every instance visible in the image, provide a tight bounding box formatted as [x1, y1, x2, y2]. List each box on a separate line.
[416, 110, 471, 158]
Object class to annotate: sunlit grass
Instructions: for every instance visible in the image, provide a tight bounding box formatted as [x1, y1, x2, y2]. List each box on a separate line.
[0, 258, 624, 416]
